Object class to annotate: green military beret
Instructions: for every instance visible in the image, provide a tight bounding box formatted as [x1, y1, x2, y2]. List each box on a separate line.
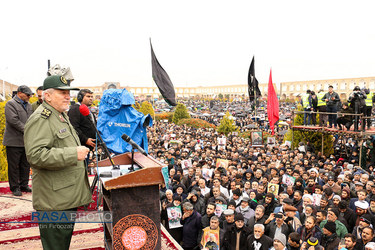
[43, 75, 80, 91]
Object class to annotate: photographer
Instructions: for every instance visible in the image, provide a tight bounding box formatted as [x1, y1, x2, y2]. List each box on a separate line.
[337, 102, 354, 131]
[348, 86, 366, 132]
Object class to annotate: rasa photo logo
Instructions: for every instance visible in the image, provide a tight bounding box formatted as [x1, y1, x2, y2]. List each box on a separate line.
[31, 211, 112, 223]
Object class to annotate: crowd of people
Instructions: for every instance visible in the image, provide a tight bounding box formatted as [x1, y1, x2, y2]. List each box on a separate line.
[4, 79, 375, 249]
[143, 99, 375, 250]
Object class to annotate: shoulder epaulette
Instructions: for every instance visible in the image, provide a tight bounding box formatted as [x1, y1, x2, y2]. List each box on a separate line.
[41, 108, 52, 119]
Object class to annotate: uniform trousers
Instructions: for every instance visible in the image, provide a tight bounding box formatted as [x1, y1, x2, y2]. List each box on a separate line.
[6, 146, 30, 192]
[38, 209, 77, 250]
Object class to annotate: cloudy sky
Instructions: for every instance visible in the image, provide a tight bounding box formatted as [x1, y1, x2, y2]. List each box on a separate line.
[0, 0, 374, 88]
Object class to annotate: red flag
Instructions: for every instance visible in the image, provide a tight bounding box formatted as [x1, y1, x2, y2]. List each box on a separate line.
[267, 69, 279, 135]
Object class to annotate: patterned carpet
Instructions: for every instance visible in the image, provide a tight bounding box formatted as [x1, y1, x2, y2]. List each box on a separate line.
[0, 179, 181, 250]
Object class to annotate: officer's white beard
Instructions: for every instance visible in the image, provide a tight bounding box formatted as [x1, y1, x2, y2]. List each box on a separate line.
[254, 233, 261, 239]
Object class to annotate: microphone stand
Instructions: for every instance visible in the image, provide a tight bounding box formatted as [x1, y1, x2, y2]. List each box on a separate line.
[129, 147, 135, 172]
[88, 113, 119, 193]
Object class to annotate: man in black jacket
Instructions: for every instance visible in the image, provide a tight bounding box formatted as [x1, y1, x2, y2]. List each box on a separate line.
[3, 85, 33, 196]
[322, 85, 340, 128]
[68, 89, 96, 153]
[223, 213, 251, 250]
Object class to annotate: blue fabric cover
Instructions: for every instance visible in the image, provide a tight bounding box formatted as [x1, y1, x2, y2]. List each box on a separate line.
[97, 89, 152, 154]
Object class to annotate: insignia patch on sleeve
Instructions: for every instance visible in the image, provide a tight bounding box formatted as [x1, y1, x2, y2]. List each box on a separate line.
[41, 108, 52, 119]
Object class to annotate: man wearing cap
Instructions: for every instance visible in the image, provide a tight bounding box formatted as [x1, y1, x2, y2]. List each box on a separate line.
[222, 213, 251, 249]
[284, 204, 302, 231]
[273, 233, 288, 250]
[353, 214, 373, 240]
[235, 197, 255, 225]
[323, 175, 341, 194]
[24, 75, 92, 250]
[320, 208, 348, 239]
[222, 209, 235, 233]
[3, 85, 33, 196]
[321, 221, 340, 250]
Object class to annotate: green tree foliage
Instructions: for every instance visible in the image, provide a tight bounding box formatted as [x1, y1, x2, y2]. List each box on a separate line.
[284, 105, 333, 156]
[139, 101, 155, 117]
[172, 103, 190, 124]
[177, 118, 216, 129]
[154, 112, 174, 122]
[217, 111, 239, 136]
[0, 101, 8, 181]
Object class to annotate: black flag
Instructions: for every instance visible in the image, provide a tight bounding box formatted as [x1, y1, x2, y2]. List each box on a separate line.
[247, 56, 261, 102]
[150, 40, 177, 106]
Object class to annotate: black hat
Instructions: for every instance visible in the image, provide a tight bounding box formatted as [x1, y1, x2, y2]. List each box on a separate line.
[234, 213, 244, 222]
[324, 221, 336, 233]
[17, 85, 33, 96]
[360, 214, 373, 225]
[307, 237, 319, 247]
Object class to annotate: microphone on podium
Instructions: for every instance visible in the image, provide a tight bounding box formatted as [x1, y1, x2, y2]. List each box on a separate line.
[121, 134, 148, 156]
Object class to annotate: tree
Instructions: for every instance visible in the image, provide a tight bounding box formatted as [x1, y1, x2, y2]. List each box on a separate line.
[139, 101, 155, 117]
[0, 101, 8, 181]
[132, 101, 141, 111]
[172, 103, 190, 124]
[217, 111, 239, 136]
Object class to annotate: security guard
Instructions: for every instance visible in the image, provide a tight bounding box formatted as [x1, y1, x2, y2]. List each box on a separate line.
[364, 88, 374, 130]
[24, 75, 92, 250]
[317, 89, 327, 127]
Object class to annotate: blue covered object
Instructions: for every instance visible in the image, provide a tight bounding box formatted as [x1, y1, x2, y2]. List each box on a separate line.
[97, 89, 152, 155]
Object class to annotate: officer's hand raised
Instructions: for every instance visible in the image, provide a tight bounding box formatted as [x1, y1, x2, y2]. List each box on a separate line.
[77, 146, 90, 161]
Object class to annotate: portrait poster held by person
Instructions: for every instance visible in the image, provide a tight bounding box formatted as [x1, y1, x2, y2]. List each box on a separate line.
[24, 75, 92, 250]
[3, 85, 33, 196]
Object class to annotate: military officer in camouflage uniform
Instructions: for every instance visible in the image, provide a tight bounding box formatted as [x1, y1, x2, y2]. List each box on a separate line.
[24, 75, 92, 250]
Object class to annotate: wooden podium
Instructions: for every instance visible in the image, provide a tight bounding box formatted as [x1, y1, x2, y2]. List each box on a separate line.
[97, 152, 165, 250]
